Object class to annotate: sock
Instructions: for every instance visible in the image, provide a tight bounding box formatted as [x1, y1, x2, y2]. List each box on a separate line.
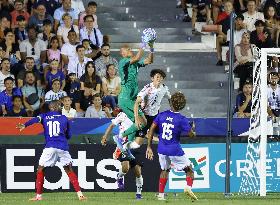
[118, 170, 126, 178]
[136, 176, 143, 194]
[77, 191, 83, 198]
[159, 178, 168, 193]
[128, 141, 140, 149]
[186, 176, 193, 189]
[35, 170, 44, 195]
[67, 171, 81, 192]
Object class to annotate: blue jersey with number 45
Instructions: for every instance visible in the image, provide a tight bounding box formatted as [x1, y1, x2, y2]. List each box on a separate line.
[153, 110, 191, 156]
[25, 111, 71, 151]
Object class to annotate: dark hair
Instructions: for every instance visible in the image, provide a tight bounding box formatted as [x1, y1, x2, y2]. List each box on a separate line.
[105, 64, 115, 83]
[264, 5, 278, 20]
[235, 14, 244, 21]
[68, 28, 77, 36]
[27, 24, 38, 33]
[83, 15, 94, 22]
[4, 76, 14, 83]
[14, 0, 24, 4]
[270, 72, 279, 77]
[150, 69, 166, 79]
[12, 95, 22, 102]
[52, 78, 60, 85]
[16, 15, 25, 21]
[254, 19, 266, 27]
[171, 92, 186, 111]
[247, 0, 256, 3]
[1, 58, 10, 64]
[82, 39, 90, 44]
[84, 61, 97, 88]
[43, 19, 52, 26]
[25, 56, 35, 62]
[243, 80, 253, 86]
[88, 1, 97, 7]
[101, 43, 110, 49]
[92, 93, 101, 101]
[4, 28, 13, 36]
[49, 36, 60, 49]
[76, 45, 85, 52]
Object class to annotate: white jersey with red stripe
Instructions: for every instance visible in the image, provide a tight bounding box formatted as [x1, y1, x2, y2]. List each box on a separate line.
[111, 112, 134, 136]
[138, 83, 171, 116]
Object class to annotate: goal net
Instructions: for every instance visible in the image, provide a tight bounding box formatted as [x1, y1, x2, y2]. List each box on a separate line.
[239, 48, 280, 196]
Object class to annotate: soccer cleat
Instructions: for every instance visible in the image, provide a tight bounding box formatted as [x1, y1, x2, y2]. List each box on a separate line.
[135, 194, 143, 200]
[78, 195, 87, 201]
[184, 187, 198, 202]
[29, 196, 42, 201]
[113, 147, 122, 160]
[157, 195, 166, 201]
[117, 175, 125, 190]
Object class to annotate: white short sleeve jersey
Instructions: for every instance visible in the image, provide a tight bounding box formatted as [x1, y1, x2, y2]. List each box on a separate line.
[111, 112, 133, 135]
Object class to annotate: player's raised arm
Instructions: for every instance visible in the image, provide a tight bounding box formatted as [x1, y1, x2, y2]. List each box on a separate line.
[144, 44, 154, 65]
[101, 123, 116, 146]
[16, 116, 42, 132]
[146, 122, 156, 160]
[130, 43, 145, 64]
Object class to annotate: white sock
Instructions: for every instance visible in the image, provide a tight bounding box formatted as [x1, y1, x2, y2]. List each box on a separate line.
[128, 141, 140, 149]
[77, 191, 83, 197]
[36, 194, 42, 198]
[136, 176, 143, 194]
[118, 170, 125, 178]
[158, 193, 165, 198]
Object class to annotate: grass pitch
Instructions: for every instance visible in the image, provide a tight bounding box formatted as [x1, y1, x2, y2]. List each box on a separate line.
[0, 192, 280, 205]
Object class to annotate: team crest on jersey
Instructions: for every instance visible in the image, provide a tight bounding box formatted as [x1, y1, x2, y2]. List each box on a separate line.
[166, 147, 210, 190]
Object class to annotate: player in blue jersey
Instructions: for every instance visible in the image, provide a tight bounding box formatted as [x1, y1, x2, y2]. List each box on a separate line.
[16, 101, 86, 201]
[146, 92, 197, 201]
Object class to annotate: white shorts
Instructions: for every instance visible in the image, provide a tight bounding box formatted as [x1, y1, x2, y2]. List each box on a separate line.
[39, 148, 72, 167]
[158, 153, 191, 171]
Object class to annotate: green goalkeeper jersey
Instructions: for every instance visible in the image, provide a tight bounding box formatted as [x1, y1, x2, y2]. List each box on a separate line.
[118, 57, 145, 100]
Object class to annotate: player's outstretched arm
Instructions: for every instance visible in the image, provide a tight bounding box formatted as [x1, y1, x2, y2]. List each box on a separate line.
[130, 43, 145, 64]
[101, 123, 115, 146]
[16, 117, 41, 132]
[146, 122, 156, 160]
[144, 45, 154, 65]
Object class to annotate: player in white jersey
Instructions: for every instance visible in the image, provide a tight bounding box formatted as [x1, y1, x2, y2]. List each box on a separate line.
[268, 72, 280, 117]
[101, 111, 144, 199]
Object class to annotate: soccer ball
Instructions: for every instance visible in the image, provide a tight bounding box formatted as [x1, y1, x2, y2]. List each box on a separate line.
[141, 28, 157, 45]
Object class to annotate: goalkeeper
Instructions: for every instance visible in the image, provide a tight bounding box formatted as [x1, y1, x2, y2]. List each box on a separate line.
[117, 30, 155, 144]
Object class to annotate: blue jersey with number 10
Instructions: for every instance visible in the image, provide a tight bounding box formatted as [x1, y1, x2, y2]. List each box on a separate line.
[29, 111, 71, 151]
[153, 110, 191, 156]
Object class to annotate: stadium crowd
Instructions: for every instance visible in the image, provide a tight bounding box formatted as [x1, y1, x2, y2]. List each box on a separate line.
[0, 0, 121, 118]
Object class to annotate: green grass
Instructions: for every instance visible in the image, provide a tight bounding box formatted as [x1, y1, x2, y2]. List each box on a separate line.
[0, 192, 280, 205]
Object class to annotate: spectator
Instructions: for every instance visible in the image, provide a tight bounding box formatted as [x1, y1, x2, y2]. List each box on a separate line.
[36, 0, 60, 16]
[191, 0, 212, 33]
[17, 57, 41, 88]
[0, 0, 14, 18]
[37, 19, 55, 48]
[19, 25, 47, 67]
[234, 32, 254, 90]
[6, 95, 27, 117]
[68, 45, 91, 78]
[235, 80, 252, 118]
[212, 0, 224, 23]
[45, 78, 67, 103]
[61, 95, 77, 118]
[215, 0, 234, 66]
[71, 0, 85, 14]
[243, 0, 265, 32]
[57, 13, 79, 47]
[64, 72, 80, 105]
[0, 16, 11, 42]
[85, 93, 111, 118]
[0, 47, 5, 62]
[45, 59, 66, 91]
[264, 5, 280, 47]
[95, 43, 118, 77]
[14, 15, 28, 44]
[0, 28, 21, 66]
[0, 77, 22, 115]
[80, 15, 103, 48]
[102, 64, 120, 110]
[82, 39, 98, 59]
[180, 0, 191, 22]
[10, 0, 30, 28]
[61, 29, 78, 69]
[53, 0, 79, 32]
[21, 71, 44, 116]
[74, 87, 92, 117]
[28, 4, 54, 33]
[0, 58, 14, 92]
[268, 72, 280, 117]
[79, 61, 101, 95]
[79, 1, 98, 28]
[264, 0, 280, 17]
[47, 36, 61, 64]
[226, 14, 247, 47]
